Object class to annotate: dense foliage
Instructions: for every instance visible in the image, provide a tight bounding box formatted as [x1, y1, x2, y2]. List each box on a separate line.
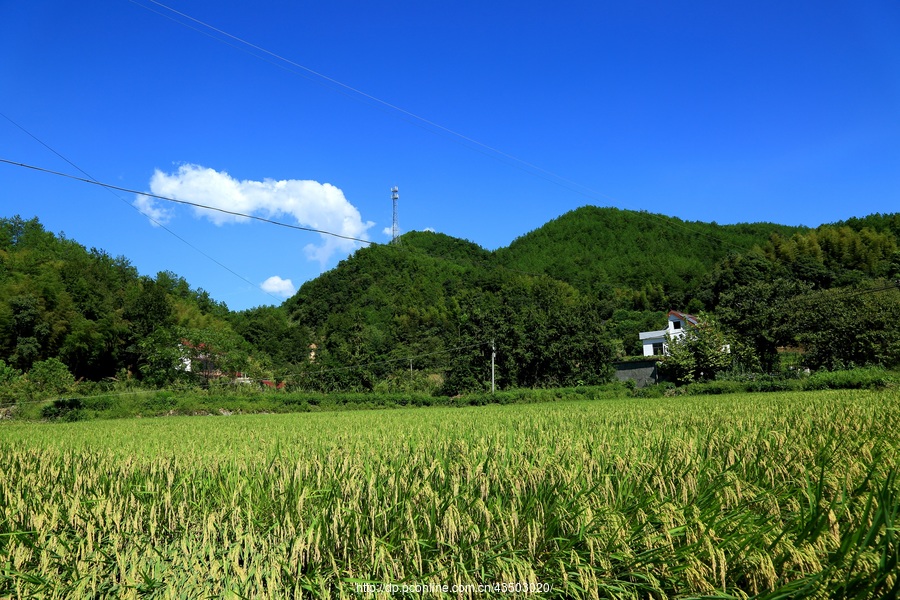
[701, 216, 900, 372]
[494, 206, 804, 308]
[1, 207, 899, 400]
[0, 216, 256, 393]
[282, 232, 614, 393]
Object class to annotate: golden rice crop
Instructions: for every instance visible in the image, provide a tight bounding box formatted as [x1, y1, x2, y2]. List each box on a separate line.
[0, 389, 897, 598]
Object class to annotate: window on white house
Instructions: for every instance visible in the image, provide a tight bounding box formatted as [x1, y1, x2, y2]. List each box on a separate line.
[652, 342, 664, 355]
[673, 321, 681, 330]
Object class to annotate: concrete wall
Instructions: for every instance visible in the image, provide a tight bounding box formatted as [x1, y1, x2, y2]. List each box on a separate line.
[613, 360, 661, 388]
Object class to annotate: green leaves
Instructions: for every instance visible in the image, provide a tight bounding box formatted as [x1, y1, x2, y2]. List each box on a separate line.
[2, 208, 899, 397]
[790, 283, 900, 371]
[138, 326, 256, 387]
[661, 314, 735, 385]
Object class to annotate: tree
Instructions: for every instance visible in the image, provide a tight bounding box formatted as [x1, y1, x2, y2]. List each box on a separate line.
[137, 325, 257, 387]
[24, 357, 76, 400]
[715, 279, 809, 373]
[791, 283, 900, 370]
[608, 309, 667, 357]
[0, 359, 22, 405]
[3, 291, 70, 371]
[661, 314, 734, 384]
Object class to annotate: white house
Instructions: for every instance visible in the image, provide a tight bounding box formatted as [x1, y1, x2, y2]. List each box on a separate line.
[639, 310, 699, 356]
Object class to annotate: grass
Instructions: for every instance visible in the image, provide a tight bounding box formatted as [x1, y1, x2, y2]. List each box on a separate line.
[10, 383, 631, 422]
[0, 389, 898, 598]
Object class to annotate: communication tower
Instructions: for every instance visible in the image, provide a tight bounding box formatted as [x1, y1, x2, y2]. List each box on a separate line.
[391, 186, 400, 245]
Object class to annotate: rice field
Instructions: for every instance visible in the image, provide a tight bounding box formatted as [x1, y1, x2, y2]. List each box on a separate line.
[0, 389, 898, 598]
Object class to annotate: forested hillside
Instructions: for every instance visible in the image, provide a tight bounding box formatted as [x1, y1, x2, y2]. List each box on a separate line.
[494, 206, 804, 307]
[2, 207, 899, 400]
[697, 214, 900, 371]
[0, 216, 258, 393]
[281, 231, 612, 392]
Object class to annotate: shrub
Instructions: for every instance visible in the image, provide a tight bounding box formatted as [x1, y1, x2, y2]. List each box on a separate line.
[41, 398, 84, 422]
[0, 359, 20, 386]
[26, 358, 76, 400]
[745, 378, 794, 393]
[685, 380, 744, 395]
[142, 391, 178, 412]
[0, 360, 23, 406]
[802, 367, 895, 390]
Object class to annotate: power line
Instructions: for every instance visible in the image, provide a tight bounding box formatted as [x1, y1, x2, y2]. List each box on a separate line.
[127, 0, 758, 253]
[126, 1, 761, 256]
[129, 0, 612, 204]
[5, 4, 797, 299]
[0, 152, 574, 288]
[7, 155, 878, 308]
[787, 279, 900, 306]
[6, 0, 756, 280]
[0, 157, 374, 246]
[0, 154, 559, 282]
[1, 153, 746, 293]
[0, 113, 286, 304]
[2, 151, 548, 289]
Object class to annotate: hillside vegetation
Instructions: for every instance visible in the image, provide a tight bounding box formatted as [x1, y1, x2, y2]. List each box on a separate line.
[1, 207, 899, 401]
[494, 206, 803, 304]
[0, 216, 256, 397]
[282, 231, 611, 392]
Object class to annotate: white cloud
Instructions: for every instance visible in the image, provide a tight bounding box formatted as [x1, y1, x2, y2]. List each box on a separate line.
[143, 164, 374, 265]
[133, 194, 172, 226]
[423, 227, 436, 233]
[260, 275, 296, 298]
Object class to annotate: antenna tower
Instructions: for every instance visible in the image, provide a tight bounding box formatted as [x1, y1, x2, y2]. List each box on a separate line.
[391, 186, 400, 244]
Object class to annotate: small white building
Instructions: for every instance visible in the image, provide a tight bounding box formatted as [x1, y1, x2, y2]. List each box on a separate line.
[639, 310, 698, 356]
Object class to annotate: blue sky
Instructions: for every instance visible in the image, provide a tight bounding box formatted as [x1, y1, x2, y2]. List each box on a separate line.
[2, 1, 899, 311]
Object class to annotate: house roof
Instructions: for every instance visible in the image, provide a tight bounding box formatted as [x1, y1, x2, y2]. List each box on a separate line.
[639, 329, 668, 341]
[668, 310, 699, 325]
[179, 339, 212, 351]
[638, 310, 699, 341]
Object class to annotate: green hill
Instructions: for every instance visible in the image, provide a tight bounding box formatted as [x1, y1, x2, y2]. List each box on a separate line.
[282, 230, 612, 392]
[494, 206, 804, 306]
[2, 206, 899, 396]
[0, 216, 249, 386]
[282, 206, 900, 387]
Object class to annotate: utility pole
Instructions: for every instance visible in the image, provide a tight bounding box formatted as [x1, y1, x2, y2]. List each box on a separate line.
[491, 339, 496, 394]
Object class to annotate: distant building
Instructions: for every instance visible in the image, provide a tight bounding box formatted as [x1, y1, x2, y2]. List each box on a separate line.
[178, 339, 220, 379]
[638, 310, 698, 356]
[178, 339, 250, 383]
